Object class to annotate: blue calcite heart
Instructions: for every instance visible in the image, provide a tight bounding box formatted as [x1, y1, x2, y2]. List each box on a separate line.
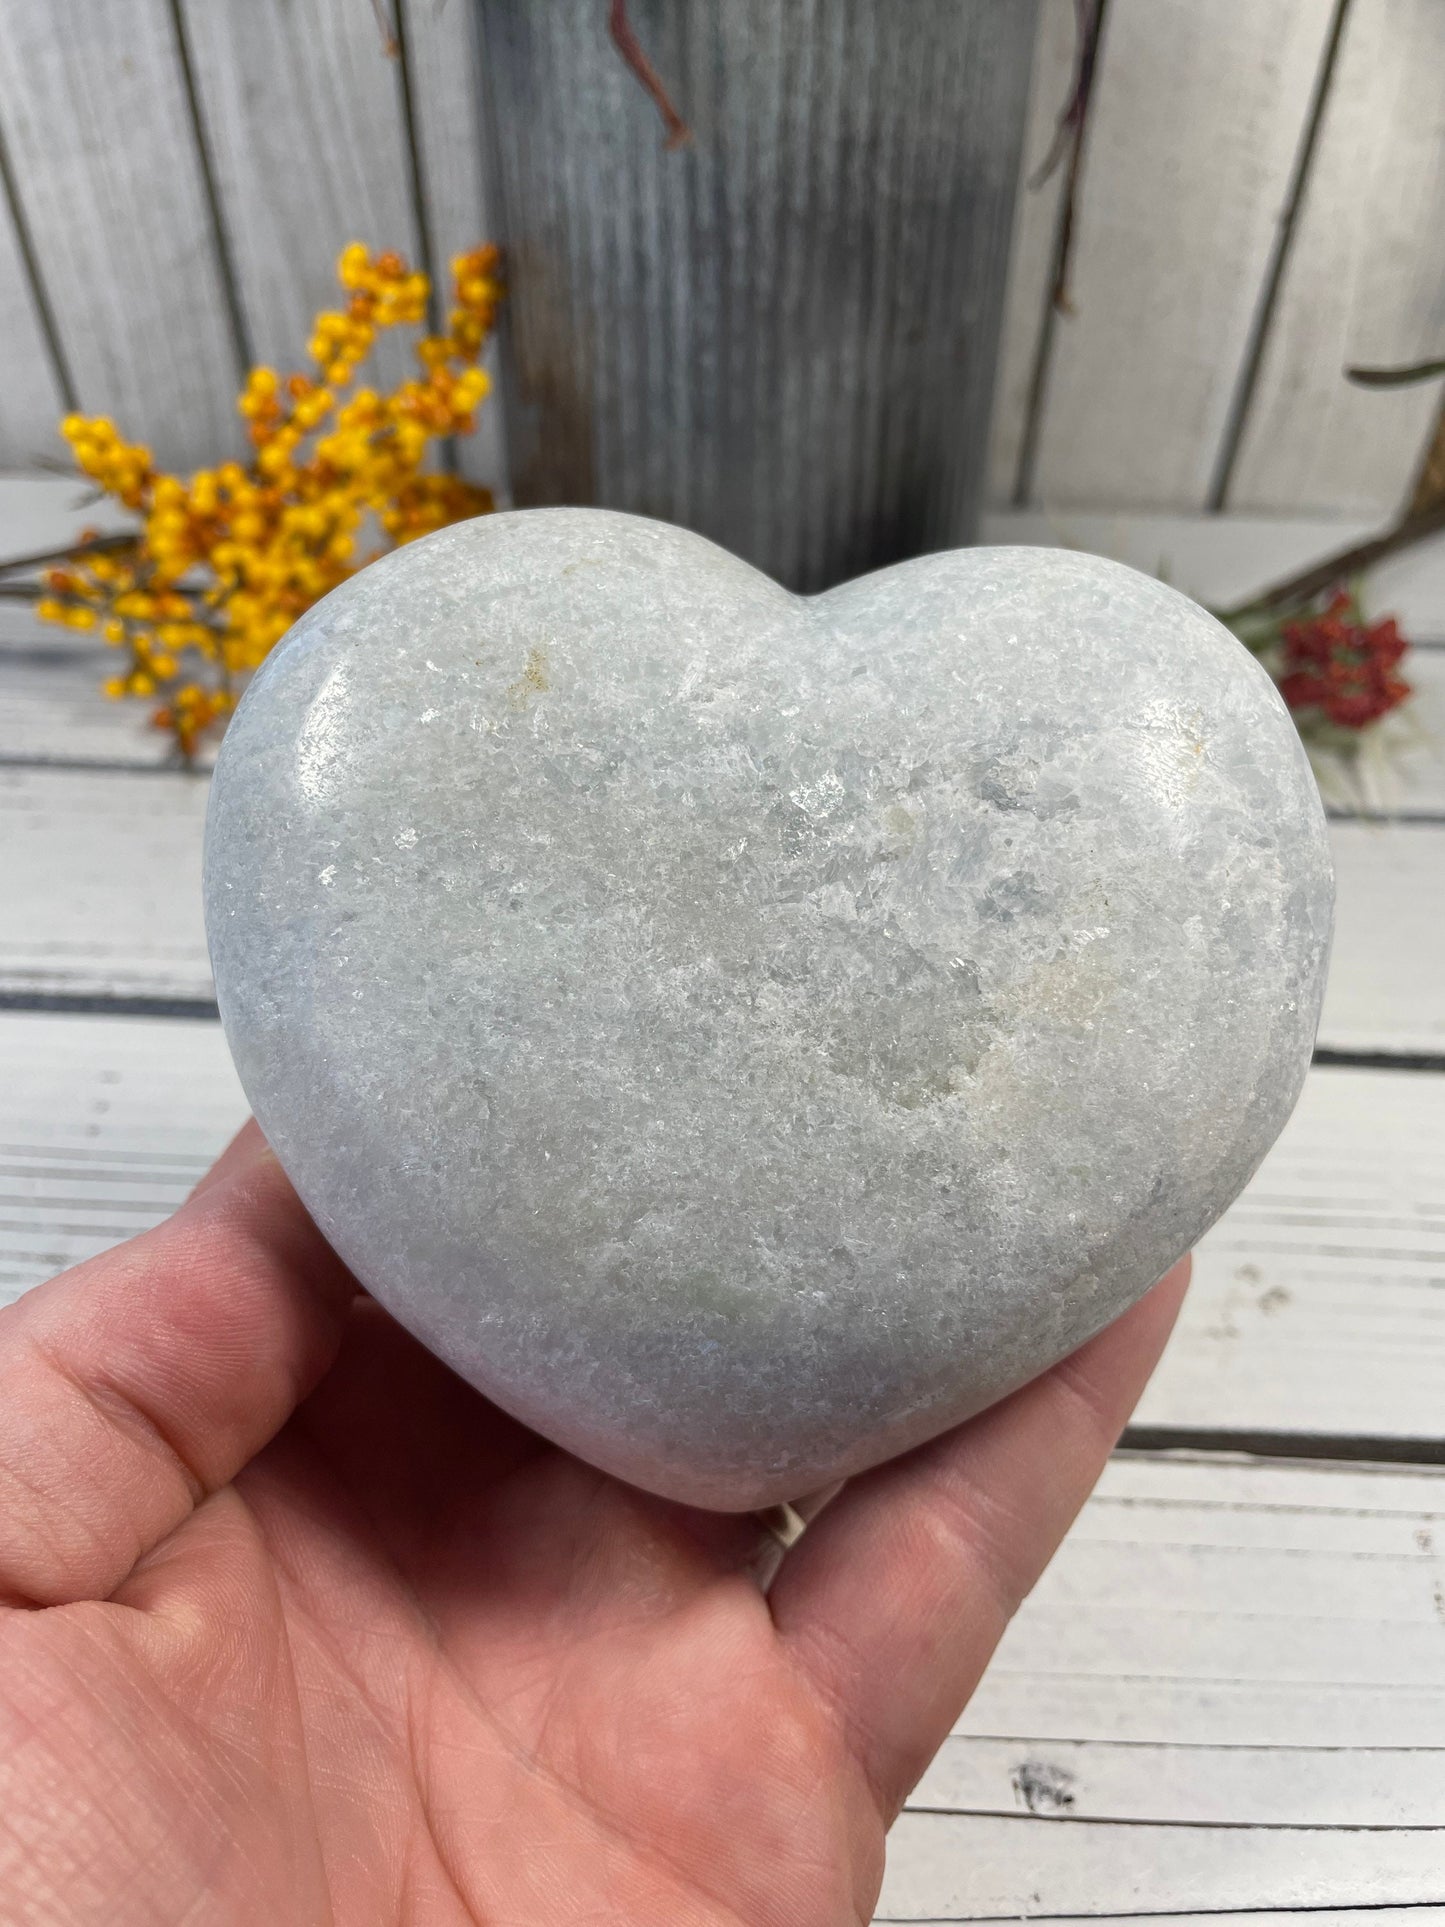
[204, 510, 1332, 1509]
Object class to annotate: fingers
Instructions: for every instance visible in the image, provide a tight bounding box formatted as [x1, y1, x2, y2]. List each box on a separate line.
[770, 1262, 1190, 1821]
[0, 1124, 355, 1608]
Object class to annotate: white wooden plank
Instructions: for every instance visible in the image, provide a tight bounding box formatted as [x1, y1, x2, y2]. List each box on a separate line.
[967, 1455, 1445, 1751]
[14, 590, 1443, 803]
[0, 166, 65, 469]
[1226, 0, 1445, 518]
[0, 1011, 244, 1304]
[1142, 1065, 1445, 1443]
[914, 1732, 1445, 1827]
[0, 767, 211, 1001]
[0, 0, 242, 469]
[177, 0, 421, 392]
[877, 1454, 1445, 1921]
[921, 1916, 1445, 1927]
[0, 761, 1439, 1044]
[0, 475, 135, 566]
[982, 0, 1074, 507]
[0, 1005, 1440, 1454]
[0, 635, 215, 771]
[1025, 0, 1337, 512]
[1325, 825, 1445, 1053]
[9, 500, 1443, 773]
[979, 509, 1445, 642]
[400, 0, 508, 492]
[878, 1811, 1444, 1919]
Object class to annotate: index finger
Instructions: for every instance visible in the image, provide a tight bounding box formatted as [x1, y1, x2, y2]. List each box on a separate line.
[0, 1122, 355, 1608]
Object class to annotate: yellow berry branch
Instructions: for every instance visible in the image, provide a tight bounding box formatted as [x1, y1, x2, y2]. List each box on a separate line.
[36, 242, 502, 757]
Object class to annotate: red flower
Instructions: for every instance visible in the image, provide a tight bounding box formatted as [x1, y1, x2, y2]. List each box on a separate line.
[1276, 590, 1412, 729]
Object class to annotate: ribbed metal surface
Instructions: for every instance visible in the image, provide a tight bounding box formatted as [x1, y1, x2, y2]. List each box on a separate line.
[474, 0, 1036, 591]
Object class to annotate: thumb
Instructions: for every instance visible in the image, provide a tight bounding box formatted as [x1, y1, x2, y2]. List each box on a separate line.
[0, 1123, 354, 1608]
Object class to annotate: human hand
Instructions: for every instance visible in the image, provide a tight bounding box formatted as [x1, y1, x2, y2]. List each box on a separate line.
[0, 1122, 1186, 1925]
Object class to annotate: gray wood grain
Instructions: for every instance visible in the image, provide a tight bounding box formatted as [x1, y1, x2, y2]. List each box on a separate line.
[0, 0, 242, 467]
[1025, 0, 1338, 513]
[177, 0, 421, 394]
[6, 991, 1444, 1450]
[400, 0, 509, 490]
[476, 0, 1037, 590]
[1225, 0, 1445, 516]
[878, 1456, 1445, 1917]
[983, 0, 1073, 509]
[0, 139, 66, 466]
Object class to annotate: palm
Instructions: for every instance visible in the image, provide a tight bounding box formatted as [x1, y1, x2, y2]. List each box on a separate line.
[0, 1130, 1185, 1925]
[36, 1308, 876, 1925]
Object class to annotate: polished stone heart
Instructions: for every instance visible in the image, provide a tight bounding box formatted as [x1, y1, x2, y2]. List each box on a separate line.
[204, 510, 1332, 1509]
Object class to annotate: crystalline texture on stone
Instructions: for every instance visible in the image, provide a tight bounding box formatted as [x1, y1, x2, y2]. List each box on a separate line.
[204, 510, 1334, 1509]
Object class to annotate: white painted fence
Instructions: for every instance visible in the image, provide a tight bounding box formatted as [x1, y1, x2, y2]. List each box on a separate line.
[0, 0, 1440, 519]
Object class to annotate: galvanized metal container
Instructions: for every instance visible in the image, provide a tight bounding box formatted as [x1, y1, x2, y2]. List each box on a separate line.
[475, 0, 1037, 591]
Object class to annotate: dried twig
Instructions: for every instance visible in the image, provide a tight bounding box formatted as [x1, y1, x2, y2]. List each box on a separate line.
[25, 455, 103, 487]
[1409, 393, 1445, 517]
[1217, 498, 1445, 626]
[1030, 0, 1099, 188]
[1031, 0, 1108, 317]
[0, 531, 137, 578]
[1347, 357, 1445, 389]
[608, 0, 690, 149]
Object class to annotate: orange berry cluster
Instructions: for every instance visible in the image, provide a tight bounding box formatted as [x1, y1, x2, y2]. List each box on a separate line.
[39, 243, 502, 757]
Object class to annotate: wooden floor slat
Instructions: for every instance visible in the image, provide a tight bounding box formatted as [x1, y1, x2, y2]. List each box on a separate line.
[1, 1014, 1441, 1448]
[978, 510, 1445, 644]
[5, 601, 1439, 803]
[880, 1456, 1445, 1921]
[0, 1011, 243, 1295]
[892, 1915, 1445, 1927]
[1139, 1065, 1445, 1442]
[0, 765, 211, 1000]
[877, 1811, 1444, 1921]
[0, 622, 217, 772]
[915, 1732, 1445, 1828]
[3, 759, 1443, 1051]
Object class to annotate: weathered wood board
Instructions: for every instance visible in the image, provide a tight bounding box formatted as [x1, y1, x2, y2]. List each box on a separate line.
[0, 766, 211, 1003]
[2, 8, 1443, 516]
[1020, 0, 1339, 512]
[1138, 1062, 1445, 1444]
[4, 762, 1440, 1054]
[987, 0, 1445, 518]
[0, 1011, 243, 1300]
[176, 0, 422, 394]
[400, 0, 508, 490]
[1223, 0, 1445, 517]
[3, 1013, 1442, 1459]
[879, 1455, 1445, 1920]
[0, 0, 244, 467]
